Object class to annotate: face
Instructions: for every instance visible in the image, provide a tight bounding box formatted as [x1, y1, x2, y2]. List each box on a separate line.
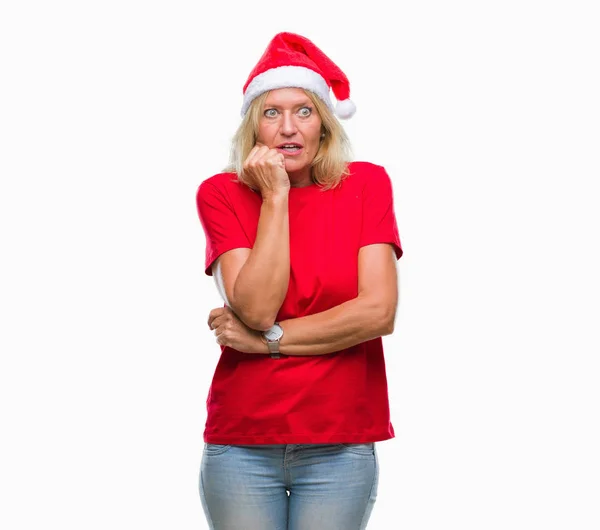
[256, 88, 323, 184]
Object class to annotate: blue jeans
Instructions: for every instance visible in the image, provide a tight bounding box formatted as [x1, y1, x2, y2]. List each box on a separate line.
[199, 443, 379, 530]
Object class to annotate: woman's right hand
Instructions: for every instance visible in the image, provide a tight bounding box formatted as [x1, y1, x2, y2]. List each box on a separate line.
[242, 144, 290, 198]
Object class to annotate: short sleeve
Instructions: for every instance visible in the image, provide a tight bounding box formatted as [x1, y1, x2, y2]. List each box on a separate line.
[196, 179, 252, 276]
[359, 165, 403, 259]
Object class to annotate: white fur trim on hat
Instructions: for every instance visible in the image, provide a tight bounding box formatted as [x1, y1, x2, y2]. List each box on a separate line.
[241, 65, 334, 117]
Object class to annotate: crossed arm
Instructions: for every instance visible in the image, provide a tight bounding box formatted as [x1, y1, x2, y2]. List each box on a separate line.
[211, 241, 398, 356]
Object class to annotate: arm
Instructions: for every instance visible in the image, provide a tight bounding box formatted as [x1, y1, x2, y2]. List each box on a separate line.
[216, 192, 290, 331]
[208, 244, 399, 356]
[273, 243, 399, 355]
[197, 146, 291, 331]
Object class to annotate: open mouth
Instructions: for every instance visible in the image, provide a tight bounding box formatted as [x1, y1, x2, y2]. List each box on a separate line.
[276, 143, 303, 153]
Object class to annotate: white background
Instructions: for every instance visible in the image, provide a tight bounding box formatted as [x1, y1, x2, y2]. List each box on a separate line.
[1, 0, 599, 528]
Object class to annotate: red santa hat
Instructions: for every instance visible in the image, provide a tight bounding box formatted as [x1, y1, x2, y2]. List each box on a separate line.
[241, 32, 356, 120]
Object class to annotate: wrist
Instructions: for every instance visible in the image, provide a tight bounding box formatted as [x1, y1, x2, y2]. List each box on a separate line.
[262, 322, 284, 359]
[262, 190, 289, 203]
[254, 330, 270, 355]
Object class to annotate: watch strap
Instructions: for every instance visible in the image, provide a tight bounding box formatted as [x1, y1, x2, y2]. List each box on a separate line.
[267, 341, 281, 359]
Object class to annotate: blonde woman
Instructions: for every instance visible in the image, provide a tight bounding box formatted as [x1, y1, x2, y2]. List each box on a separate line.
[196, 32, 403, 530]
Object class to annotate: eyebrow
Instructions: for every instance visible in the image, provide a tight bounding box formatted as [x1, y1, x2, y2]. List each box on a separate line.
[263, 100, 312, 109]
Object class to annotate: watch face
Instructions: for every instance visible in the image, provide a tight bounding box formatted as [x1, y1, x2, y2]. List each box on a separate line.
[264, 324, 283, 341]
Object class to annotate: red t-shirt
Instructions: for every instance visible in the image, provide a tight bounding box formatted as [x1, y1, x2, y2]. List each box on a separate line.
[195, 161, 403, 444]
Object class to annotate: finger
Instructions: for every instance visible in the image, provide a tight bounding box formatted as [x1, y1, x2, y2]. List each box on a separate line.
[207, 308, 225, 329]
[215, 329, 227, 346]
[252, 146, 272, 168]
[244, 145, 269, 168]
[266, 150, 285, 168]
[243, 145, 261, 168]
[210, 313, 230, 331]
[208, 307, 224, 319]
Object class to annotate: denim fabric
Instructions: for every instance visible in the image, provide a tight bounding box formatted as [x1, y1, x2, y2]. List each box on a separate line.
[199, 443, 379, 530]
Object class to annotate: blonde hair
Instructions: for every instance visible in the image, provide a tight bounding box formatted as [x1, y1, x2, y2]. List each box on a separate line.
[225, 90, 353, 191]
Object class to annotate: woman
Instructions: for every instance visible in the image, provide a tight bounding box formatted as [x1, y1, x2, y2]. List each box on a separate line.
[196, 32, 403, 530]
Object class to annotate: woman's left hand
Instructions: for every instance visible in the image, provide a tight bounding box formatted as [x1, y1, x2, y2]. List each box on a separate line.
[207, 306, 268, 354]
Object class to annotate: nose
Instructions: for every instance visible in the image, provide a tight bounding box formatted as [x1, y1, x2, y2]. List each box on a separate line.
[280, 111, 298, 136]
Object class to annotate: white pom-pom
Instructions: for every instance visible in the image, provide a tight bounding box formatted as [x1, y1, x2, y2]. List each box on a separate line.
[335, 99, 356, 119]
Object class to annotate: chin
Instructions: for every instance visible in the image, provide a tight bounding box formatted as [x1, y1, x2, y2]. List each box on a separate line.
[284, 160, 308, 173]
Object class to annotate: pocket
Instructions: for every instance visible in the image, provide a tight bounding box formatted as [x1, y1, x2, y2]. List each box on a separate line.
[339, 442, 375, 456]
[203, 443, 232, 455]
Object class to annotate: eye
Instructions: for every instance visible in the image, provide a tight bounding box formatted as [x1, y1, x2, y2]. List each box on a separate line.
[264, 108, 278, 118]
[298, 106, 312, 117]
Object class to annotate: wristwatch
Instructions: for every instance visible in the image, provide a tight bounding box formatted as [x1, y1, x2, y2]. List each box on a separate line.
[262, 323, 284, 359]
